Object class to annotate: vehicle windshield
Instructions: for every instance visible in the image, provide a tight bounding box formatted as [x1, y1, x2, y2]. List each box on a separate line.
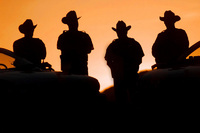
[0, 48, 33, 70]
[0, 48, 52, 71]
[0, 53, 15, 69]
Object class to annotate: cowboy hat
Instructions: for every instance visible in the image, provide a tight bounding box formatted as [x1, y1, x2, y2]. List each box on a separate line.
[19, 19, 37, 34]
[112, 21, 131, 32]
[160, 10, 181, 22]
[62, 10, 81, 24]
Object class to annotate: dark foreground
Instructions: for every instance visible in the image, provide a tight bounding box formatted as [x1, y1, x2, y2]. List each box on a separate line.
[3, 88, 198, 133]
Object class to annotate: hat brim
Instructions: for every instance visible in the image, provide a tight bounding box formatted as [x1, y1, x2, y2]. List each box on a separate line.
[19, 24, 37, 34]
[62, 16, 81, 24]
[112, 25, 131, 32]
[160, 15, 181, 22]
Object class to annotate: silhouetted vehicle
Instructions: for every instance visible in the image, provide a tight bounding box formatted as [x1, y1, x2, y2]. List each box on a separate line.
[0, 47, 100, 102]
[138, 41, 200, 107]
[0, 47, 101, 132]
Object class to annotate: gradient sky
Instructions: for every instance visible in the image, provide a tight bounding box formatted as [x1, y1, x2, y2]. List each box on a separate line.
[0, 0, 200, 91]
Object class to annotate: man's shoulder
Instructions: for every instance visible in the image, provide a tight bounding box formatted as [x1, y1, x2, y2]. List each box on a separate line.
[107, 39, 118, 49]
[14, 37, 24, 42]
[59, 30, 68, 36]
[59, 30, 90, 37]
[110, 38, 139, 45]
[59, 30, 71, 36]
[175, 28, 187, 34]
[158, 30, 166, 35]
[13, 37, 25, 46]
[161, 28, 186, 33]
[78, 31, 91, 38]
[111, 38, 119, 43]
[176, 28, 185, 31]
[108, 39, 119, 46]
[128, 37, 138, 43]
[58, 31, 69, 40]
[32, 38, 45, 45]
[127, 38, 141, 46]
[32, 37, 42, 41]
[78, 30, 87, 34]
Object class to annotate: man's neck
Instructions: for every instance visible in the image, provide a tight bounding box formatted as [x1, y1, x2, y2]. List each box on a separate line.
[68, 27, 78, 31]
[118, 36, 128, 40]
[166, 25, 176, 30]
[24, 35, 33, 38]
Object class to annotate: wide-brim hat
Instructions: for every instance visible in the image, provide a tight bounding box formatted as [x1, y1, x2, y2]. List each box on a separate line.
[62, 10, 81, 24]
[160, 10, 181, 22]
[112, 21, 131, 32]
[19, 19, 37, 34]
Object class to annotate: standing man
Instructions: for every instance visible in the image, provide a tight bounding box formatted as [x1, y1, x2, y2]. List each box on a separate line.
[57, 10, 94, 75]
[13, 19, 46, 66]
[152, 10, 189, 67]
[105, 21, 144, 104]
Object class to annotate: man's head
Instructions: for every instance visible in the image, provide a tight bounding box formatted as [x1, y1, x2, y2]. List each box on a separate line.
[19, 19, 37, 37]
[112, 21, 131, 39]
[160, 10, 180, 29]
[62, 10, 81, 31]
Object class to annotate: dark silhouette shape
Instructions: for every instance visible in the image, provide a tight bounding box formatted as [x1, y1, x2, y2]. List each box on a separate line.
[5, 74, 104, 132]
[13, 19, 46, 66]
[105, 21, 144, 104]
[57, 10, 94, 75]
[101, 86, 116, 103]
[152, 10, 189, 67]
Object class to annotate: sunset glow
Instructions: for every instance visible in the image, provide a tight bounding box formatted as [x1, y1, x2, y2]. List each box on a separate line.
[0, 0, 199, 91]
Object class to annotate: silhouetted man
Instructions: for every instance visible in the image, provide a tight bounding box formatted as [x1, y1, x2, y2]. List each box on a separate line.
[152, 10, 189, 67]
[57, 10, 94, 75]
[105, 21, 144, 104]
[13, 19, 46, 66]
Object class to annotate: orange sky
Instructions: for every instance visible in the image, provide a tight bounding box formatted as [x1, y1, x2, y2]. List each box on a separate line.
[0, 0, 200, 91]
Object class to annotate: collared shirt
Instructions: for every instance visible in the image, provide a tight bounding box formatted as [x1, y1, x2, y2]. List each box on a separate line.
[13, 37, 46, 65]
[152, 28, 189, 64]
[105, 37, 144, 78]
